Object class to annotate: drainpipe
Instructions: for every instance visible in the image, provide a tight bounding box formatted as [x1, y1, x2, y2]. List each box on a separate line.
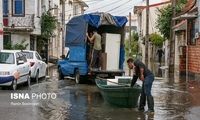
[186, 20, 188, 86]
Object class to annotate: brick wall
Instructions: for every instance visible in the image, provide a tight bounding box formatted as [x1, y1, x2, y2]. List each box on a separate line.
[188, 38, 200, 74]
[180, 46, 186, 73]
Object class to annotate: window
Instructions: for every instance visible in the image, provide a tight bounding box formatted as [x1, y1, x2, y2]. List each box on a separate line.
[12, 0, 25, 16]
[188, 19, 197, 45]
[0, 52, 15, 64]
[35, 52, 42, 60]
[23, 52, 33, 59]
[3, 34, 11, 49]
[3, 0, 9, 16]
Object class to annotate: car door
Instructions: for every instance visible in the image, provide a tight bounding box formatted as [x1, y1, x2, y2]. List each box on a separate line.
[35, 52, 45, 77]
[16, 52, 29, 83]
[15, 52, 25, 83]
[21, 53, 30, 77]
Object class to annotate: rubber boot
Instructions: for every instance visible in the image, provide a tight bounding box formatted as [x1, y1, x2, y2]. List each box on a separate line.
[147, 95, 154, 113]
[138, 94, 146, 111]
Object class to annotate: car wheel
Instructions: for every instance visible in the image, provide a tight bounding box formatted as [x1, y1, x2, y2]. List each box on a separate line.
[10, 79, 17, 90]
[58, 67, 64, 80]
[75, 69, 80, 84]
[35, 70, 39, 84]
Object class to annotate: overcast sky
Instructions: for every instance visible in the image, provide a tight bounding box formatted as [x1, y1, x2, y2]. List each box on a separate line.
[83, 0, 163, 16]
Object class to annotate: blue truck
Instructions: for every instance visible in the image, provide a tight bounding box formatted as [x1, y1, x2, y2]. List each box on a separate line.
[57, 13, 128, 83]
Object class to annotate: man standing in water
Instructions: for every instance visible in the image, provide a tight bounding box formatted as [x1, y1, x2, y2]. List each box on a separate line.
[127, 58, 154, 113]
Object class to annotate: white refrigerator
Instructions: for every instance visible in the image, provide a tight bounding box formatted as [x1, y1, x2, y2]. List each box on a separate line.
[102, 33, 121, 70]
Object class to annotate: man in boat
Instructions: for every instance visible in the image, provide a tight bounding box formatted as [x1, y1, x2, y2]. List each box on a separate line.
[127, 58, 154, 113]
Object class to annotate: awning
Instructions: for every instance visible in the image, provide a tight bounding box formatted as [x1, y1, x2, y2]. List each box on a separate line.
[172, 20, 187, 31]
[176, 0, 196, 16]
[173, 13, 197, 20]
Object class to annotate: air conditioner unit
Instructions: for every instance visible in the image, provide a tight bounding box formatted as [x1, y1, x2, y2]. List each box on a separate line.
[195, 32, 199, 39]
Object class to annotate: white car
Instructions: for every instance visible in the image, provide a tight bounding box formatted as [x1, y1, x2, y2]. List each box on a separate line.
[0, 50, 31, 90]
[22, 50, 47, 83]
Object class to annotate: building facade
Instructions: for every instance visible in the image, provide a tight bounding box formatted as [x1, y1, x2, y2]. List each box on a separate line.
[0, 0, 3, 50]
[173, 0, 200, 80]
[3, 0, 42, 50]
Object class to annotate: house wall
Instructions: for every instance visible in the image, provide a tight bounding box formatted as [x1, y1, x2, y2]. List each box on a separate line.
[186, 0, 200, 80]
[0, 0, 3, 50]
[3, 0, 41, 50]
[11, 34, 30, 50]
[188, 38, 200, 80]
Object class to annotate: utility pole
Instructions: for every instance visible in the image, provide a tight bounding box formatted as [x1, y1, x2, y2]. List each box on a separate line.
[129, 12, 132, 76]
[61, 0, 65, 56]
[169, 0, 176, 78]
[145, 0, 149, 67]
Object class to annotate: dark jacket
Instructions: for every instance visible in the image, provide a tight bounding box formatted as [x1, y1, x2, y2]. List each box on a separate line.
[131, 60, 153, 86]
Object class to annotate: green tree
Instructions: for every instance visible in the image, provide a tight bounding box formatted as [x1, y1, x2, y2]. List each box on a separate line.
[125, 32, 139, 58]
[150, 33, 164, 47]
[156, 0, 187, 39]
[4, 39, 28, 50]
[41, 12, 57, 40]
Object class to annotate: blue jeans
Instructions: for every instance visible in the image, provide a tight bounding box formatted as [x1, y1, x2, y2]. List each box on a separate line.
[139, 74, 154, 111]
[144, 74, 154, 96]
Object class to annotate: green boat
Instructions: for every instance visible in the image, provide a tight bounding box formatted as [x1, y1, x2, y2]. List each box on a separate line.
[95, 77, 142, 108]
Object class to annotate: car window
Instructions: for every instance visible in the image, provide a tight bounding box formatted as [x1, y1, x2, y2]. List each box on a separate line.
[21, 54, 27, 62]
[16, 52, 27, 63]
[23, 52, 33, 59]
[0, 52, 15, 64]
[35, 52, 42, 60]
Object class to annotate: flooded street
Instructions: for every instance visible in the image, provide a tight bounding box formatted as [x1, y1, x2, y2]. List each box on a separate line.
[0, 65, 200, 120]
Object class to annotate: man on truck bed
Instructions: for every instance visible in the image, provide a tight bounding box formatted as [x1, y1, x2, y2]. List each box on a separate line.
[87, 30, 102, 70]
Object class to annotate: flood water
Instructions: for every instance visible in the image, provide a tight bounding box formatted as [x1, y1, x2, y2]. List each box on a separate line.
[0, 65, 200, 120]
[35, 66, 200, 120]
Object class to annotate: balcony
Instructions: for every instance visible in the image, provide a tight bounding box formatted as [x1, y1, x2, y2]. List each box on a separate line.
[3, 14, 35, 32]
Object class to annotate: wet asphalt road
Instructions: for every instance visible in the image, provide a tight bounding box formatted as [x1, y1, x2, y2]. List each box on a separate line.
[0, 65, 200, 120]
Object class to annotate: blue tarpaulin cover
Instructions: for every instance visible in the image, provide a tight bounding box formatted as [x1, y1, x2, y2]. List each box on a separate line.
[65, 12, 128, 46]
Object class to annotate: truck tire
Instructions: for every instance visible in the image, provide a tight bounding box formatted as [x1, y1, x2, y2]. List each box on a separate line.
[58, 67, 64, 80]
[75, 69, 80, 84]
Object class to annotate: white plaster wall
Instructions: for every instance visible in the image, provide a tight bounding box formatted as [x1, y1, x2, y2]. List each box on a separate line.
[11, 34, 30, 50]
[65, 0, 73, 23]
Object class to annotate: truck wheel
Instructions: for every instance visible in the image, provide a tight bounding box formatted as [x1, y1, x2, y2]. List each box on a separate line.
[10, 79, 17, 90]
[58, 68, 64, 80]
[75, 69, 80, 84]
